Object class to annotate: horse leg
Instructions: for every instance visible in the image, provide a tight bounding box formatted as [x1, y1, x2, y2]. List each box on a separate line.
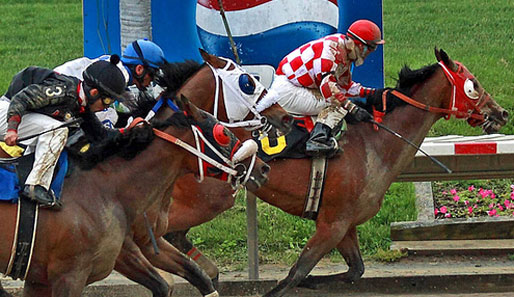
[22, 281, 51, 297]
[298, 226, 364, 288]
[163, 230, 220, 285]
[115, 236, 171, 297]
[263, 220, 351, 297]
[50, 271, 89, 297]
[141, 237, 218, 297]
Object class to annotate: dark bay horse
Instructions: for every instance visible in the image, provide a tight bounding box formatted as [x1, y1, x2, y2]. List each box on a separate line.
[110, 49, 294, 291]
[0, 96, 259, 297]
[164, 48, 509, 296]
[92, 49, 291, 297]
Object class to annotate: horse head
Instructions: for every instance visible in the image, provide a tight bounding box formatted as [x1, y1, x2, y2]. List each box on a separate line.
[434, 48, 508, 133]
[198, 49, 293, 138]
[157, 95, 269, 191]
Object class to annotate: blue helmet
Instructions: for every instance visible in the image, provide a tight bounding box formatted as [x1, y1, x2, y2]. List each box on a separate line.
[121, 40, 166, 69]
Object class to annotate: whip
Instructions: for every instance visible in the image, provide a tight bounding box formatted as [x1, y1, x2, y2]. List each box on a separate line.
[369, 119, 452, 174]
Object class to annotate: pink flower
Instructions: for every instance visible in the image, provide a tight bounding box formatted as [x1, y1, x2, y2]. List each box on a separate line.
[499, 205, 504, 211]
[453, 195, 460, 202]
[468, 185, 475, 191]
[488, 209, 497, 216]
[468, 207, 473, 214]
[445, 213, 451, 218]
[442, 191, 447, 195]
[464, 200, 470, 206]
[450, 189, 457, 195]
[440, 206, 448, 214]
[434, 208, 439, 215]
[473, 204, 478, 209]
[505, 200, 511, 208]
[489, 203, 495, 209]
[491, 192, 496, 199]
[511, 192, 514, 200]
[510, 184, 514, 190]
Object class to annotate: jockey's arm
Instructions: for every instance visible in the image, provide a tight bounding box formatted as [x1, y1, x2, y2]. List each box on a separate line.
[6, 78, 67, 132]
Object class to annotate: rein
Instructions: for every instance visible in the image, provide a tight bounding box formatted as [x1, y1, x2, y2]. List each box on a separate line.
[133, 113, 255, 189]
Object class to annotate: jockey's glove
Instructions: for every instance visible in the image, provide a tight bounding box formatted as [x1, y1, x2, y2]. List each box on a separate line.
[343, 100, 372, 122]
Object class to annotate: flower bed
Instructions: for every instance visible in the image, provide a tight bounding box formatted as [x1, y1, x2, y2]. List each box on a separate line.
[433, 179, 514, 219]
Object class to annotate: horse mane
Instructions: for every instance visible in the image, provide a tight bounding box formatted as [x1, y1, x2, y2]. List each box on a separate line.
[353, 63, 439, 116]
[156, 60, 203, 96]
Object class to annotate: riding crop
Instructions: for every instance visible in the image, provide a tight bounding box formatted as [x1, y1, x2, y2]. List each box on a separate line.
[0, 118, 84, 144]
[369, 119, 452, 173]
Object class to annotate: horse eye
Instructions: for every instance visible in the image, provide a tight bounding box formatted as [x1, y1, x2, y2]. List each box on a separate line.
[239, 74, 256, 95]
[463, 79, 479, 99]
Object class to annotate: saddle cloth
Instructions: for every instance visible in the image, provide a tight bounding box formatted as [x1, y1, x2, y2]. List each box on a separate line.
[255, 116, 315, 162]
[0, 150, 68, 203]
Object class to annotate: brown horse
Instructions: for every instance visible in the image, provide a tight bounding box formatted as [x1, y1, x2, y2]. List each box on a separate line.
[164, 48, 509, 296]
[108, 49, 294, 293]
[0, 95, 262, 297]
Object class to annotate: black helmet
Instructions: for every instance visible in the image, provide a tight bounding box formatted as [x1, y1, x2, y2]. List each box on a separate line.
[83, 54, 126, 101]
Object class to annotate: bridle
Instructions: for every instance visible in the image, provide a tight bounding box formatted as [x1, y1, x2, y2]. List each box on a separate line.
[206, 57, 274, 135]
[134, 107, 257, 190]
[376, 61, 489, 126]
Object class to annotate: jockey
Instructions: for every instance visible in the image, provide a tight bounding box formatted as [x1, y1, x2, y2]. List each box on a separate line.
[0, 56, 127, 209]
[54, 39, 167, 127]
[266, 19, 384, 157]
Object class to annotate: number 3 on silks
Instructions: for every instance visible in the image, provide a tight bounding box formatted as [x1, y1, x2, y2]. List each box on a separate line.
[260, 135, 287, 155]
[45, 86, 63, 97]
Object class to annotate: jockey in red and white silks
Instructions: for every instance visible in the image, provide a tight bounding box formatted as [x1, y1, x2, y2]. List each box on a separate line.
[264, 19, 385, 157]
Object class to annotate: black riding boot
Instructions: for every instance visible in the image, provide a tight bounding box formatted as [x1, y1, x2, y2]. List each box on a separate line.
[305, 123, 338, 158]
[22, 185, 62, 210]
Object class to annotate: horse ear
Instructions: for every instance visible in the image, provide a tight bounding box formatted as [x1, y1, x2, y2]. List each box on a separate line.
[434, 47, 442, 62]
[439, 49, 458, 71]
[199, 48, 210, 62]
[179, 94, 202, 119]
[198, 48, 226, 68]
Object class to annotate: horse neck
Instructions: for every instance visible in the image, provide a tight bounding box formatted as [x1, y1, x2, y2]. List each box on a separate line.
[357, 70, 451, 176]
[92, 126, 193, 223]
[178, 66, 219, 118]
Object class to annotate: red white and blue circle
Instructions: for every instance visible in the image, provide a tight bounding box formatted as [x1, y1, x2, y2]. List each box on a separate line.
[196, 0, 339, 67]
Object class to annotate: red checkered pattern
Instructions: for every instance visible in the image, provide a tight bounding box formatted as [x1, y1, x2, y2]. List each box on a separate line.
[276, 33, 361, 100]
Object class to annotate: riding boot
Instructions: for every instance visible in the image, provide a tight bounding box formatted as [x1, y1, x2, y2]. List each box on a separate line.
[305, 105, 348, 158]
[22, 185, 62, 210]
[305, 123, 339, 158]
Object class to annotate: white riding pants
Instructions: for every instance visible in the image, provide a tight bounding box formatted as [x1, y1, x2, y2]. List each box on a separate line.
[0, 99, 68, 190]
[266, 75, 330, 116]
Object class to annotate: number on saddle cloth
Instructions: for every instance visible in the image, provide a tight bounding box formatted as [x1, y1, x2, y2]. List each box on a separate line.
[255, 116, 314, 162]
[0, 151, 68, 203]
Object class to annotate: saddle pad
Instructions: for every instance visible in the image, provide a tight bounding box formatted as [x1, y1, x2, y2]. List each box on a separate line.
[0, 150, 68, 202]
[255, 117, 312, 162]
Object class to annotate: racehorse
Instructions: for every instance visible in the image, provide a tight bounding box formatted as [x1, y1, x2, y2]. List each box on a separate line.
[0, 95, 265, 297]
[108, 49, 294, 292]
[163, 48, 509, 297]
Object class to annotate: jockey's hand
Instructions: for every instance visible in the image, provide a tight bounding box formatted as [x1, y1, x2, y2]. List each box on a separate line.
[334, 92, 346, 103]
[4, 130, 18, 146]
[352, 106, 373, 122]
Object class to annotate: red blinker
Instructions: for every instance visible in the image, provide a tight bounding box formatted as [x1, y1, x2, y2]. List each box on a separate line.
[213, 124, 230, 146]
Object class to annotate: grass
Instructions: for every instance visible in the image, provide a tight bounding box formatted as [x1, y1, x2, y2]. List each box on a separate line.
[0, 0, 513, 268]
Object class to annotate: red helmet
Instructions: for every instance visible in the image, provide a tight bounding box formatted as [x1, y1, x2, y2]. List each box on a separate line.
[212, 124, 231, 147]
[347, 19, 385, 49]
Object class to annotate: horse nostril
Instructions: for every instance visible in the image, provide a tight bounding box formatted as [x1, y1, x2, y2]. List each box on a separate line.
[502, 110, 509, 120]
[261, 164, 271, 175]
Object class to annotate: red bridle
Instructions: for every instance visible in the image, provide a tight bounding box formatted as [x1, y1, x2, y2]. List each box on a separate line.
[376, 61, 488, 127]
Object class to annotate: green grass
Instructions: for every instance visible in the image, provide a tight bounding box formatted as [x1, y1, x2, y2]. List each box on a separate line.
[1, 0, 513, 268]
[0, 0, 83, 93]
